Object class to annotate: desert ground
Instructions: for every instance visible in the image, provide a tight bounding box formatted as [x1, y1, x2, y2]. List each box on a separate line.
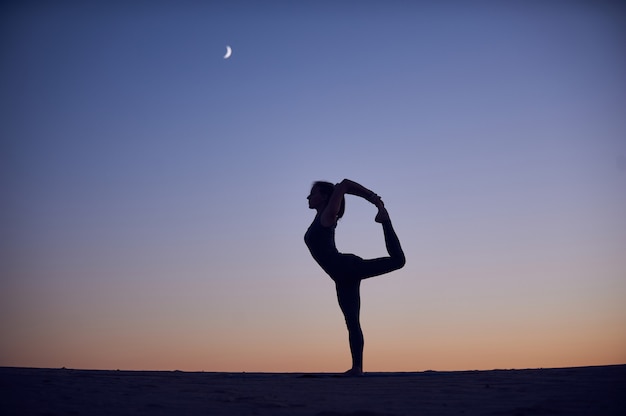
[1, 365, 625, 415]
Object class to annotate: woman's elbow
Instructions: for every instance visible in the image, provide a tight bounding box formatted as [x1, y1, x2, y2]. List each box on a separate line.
[336, 179, 350, 191]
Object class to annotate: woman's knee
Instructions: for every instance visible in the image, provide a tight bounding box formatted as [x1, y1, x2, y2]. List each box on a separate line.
[394, 253, 406, 269]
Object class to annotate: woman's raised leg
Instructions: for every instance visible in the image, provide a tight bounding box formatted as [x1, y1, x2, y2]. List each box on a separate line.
[380, 217, 406, 270]
[350, 206, 406, 280]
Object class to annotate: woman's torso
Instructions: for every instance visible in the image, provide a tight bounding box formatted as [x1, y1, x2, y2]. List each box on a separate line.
[305, 215, 359, 278]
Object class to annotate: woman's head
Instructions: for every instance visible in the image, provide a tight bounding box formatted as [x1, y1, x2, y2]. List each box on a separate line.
[309, 181, 345, 218]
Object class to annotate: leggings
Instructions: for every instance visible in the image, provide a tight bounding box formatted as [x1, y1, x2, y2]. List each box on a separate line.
[330, 220, 405, 370]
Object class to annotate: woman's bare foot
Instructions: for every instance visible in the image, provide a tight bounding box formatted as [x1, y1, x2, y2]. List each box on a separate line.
[342, 367, 364, 377]
[375, 201, 390, 223]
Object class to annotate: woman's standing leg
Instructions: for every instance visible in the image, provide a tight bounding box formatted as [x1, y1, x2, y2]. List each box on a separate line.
[335, 280, 364, 375]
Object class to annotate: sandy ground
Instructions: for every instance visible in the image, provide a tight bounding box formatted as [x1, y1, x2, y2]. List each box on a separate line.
[1, 365, 625, 415]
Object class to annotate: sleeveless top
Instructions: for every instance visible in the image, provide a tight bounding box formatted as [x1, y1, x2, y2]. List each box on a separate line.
[304, 214, 340, 275]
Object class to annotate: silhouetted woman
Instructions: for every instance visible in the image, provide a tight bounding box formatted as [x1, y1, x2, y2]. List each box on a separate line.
[304, 179, 406, 376]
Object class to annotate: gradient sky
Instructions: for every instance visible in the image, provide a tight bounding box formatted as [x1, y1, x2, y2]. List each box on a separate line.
[1, 1, 625, 372]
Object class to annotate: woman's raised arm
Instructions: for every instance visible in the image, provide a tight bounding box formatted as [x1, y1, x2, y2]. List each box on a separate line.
[320, 179, 381, 227]
[341, 179, 381, 203]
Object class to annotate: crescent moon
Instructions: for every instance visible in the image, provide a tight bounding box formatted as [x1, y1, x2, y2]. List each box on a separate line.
[224, 45, 232, 59]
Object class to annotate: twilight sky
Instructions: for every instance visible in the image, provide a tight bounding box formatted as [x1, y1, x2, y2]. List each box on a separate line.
[1, 1, 625, 372]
